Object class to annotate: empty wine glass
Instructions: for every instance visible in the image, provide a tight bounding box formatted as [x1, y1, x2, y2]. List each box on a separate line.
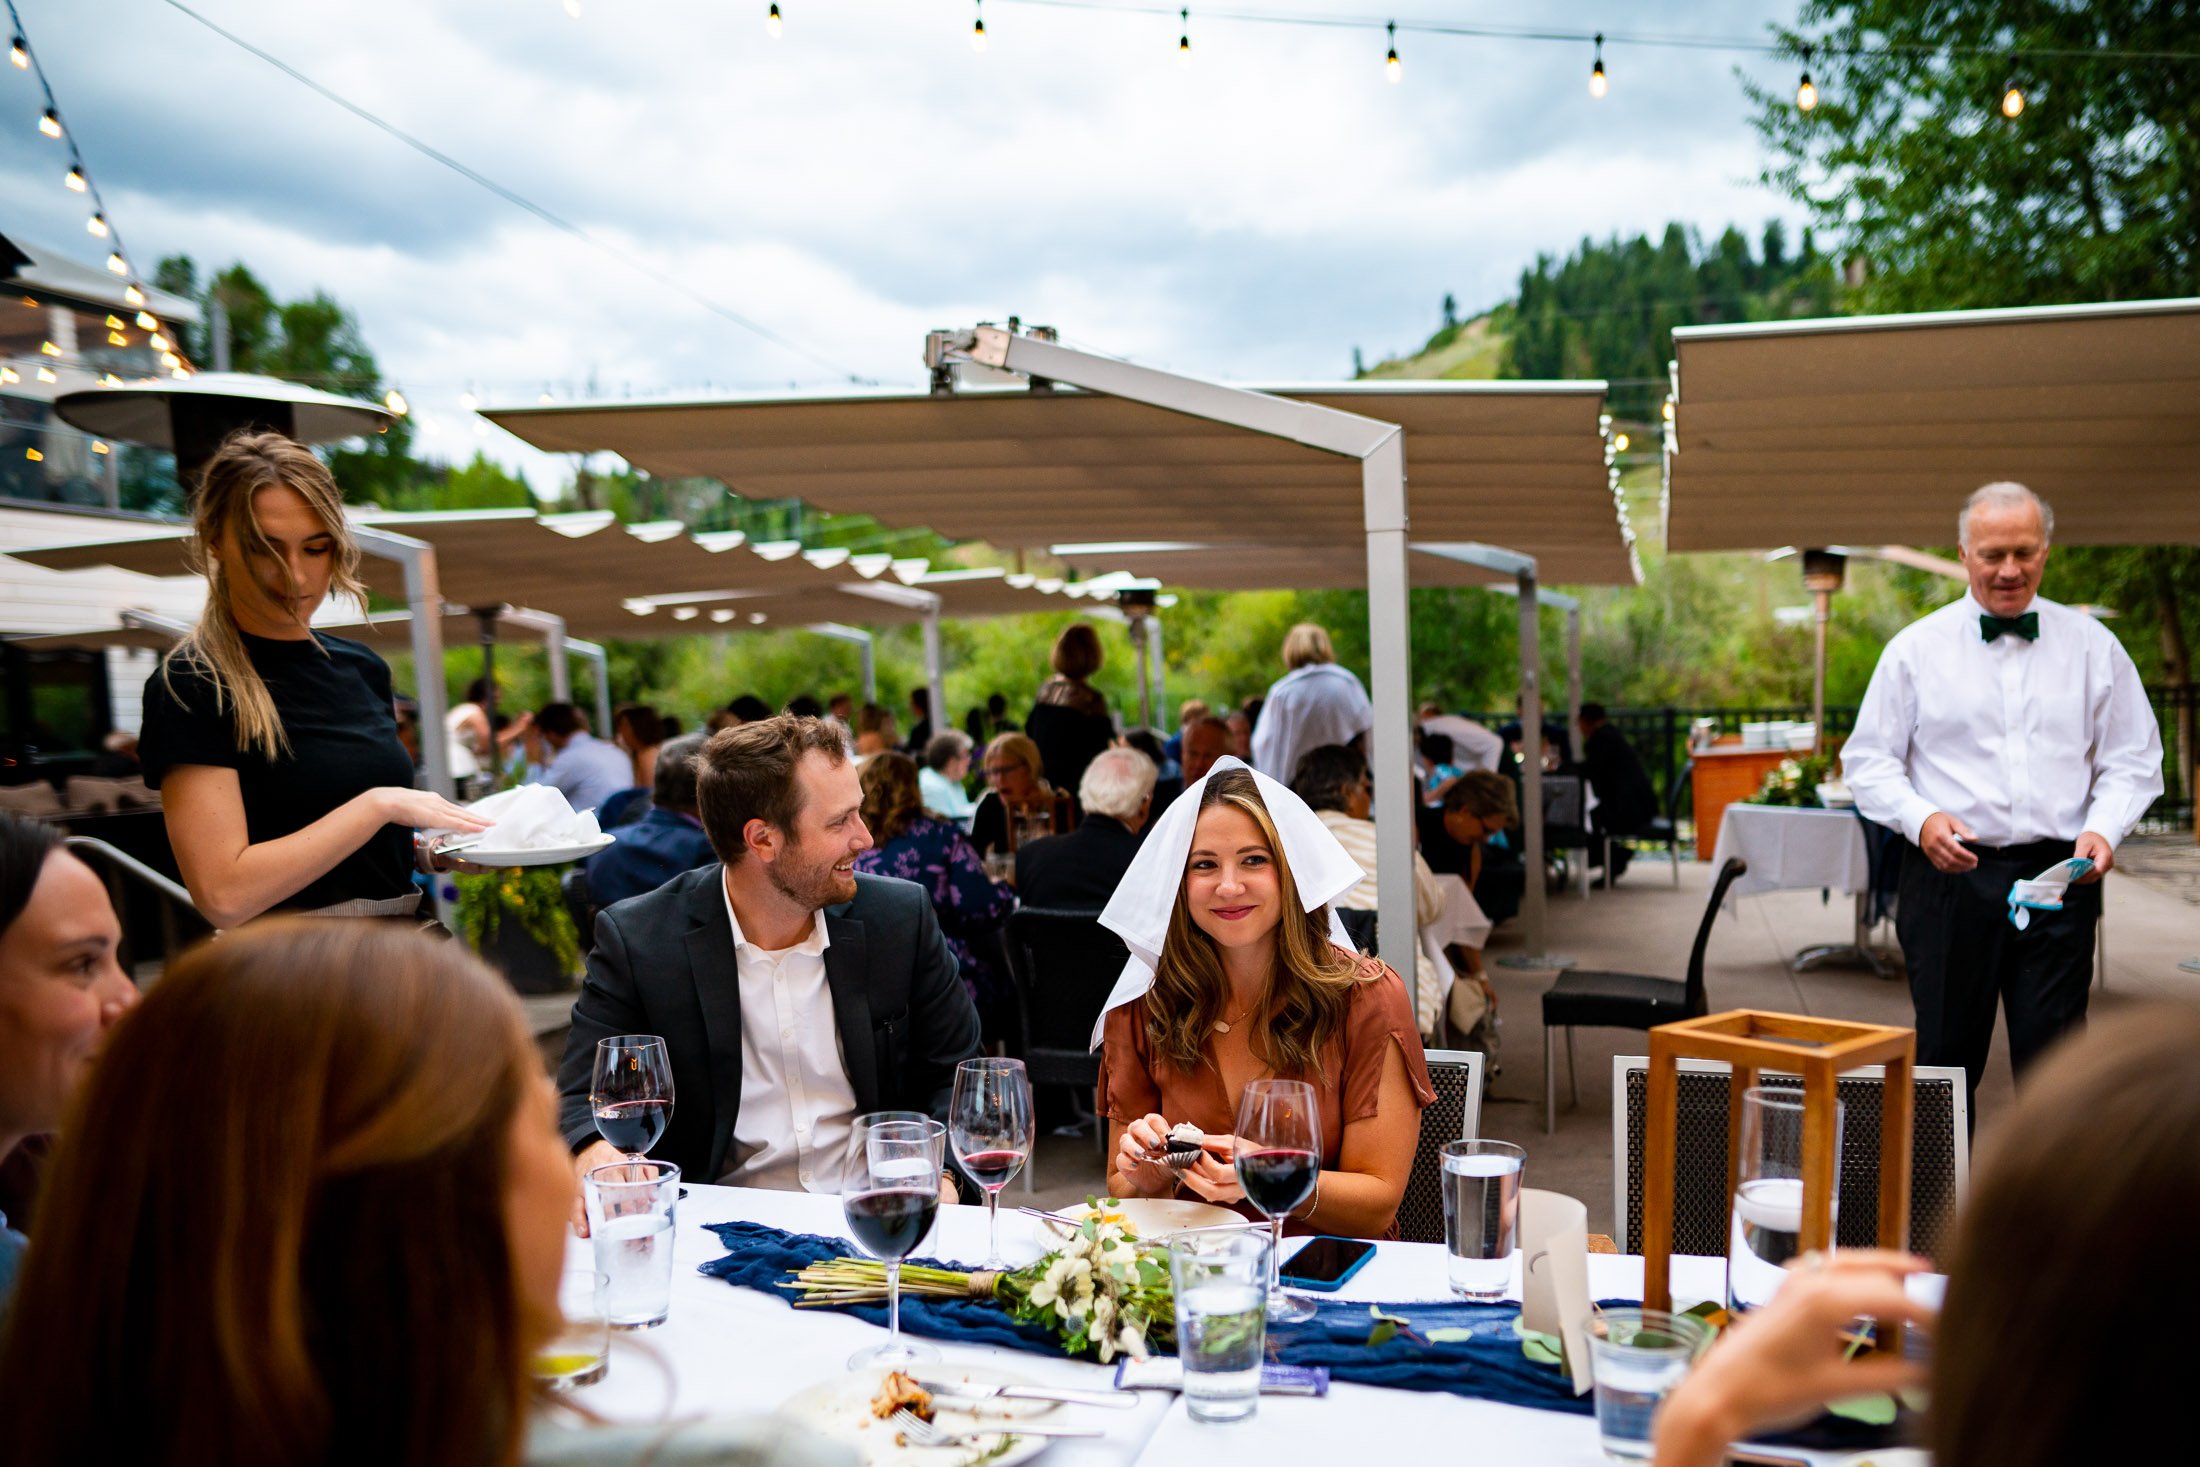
[1234, 1077, 1320, 1324]
[842, 1113, 947, 1370]
[591, 1035, 674, 1160]
[949, 1057, 1033, 1269]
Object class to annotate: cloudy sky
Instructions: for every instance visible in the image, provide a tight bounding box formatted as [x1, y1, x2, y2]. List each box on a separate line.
[4, 0, 1812, 488]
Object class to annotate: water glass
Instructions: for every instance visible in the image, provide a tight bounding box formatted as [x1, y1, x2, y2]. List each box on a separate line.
[1168, 1229, 1271, 1424]
[1726, 1086, 1843, 1312]
[1439, 1138, 1525, 1302]
[584, 1159, 680, 1330]
[532, 1267, 610, 1390]
[1586, 1308, 1710, 1461]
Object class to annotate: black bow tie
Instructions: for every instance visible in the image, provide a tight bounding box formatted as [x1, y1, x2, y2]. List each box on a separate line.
[1980, 612, 2039, 643]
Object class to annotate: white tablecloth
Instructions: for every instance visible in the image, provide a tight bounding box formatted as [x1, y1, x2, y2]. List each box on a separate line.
[571, 1185, 1850, 1466]
[1711, 804, 1871, 906]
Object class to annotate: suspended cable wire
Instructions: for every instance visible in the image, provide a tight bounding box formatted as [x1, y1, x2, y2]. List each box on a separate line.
[158, 0, 872, 384]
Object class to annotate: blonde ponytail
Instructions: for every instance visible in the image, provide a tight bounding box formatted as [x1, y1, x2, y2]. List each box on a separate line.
[161, 431, 368, 761]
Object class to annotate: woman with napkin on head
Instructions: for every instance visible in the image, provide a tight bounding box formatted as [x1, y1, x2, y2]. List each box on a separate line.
[139, 431, 488, 927]
[1099, 758, 1434, 1239]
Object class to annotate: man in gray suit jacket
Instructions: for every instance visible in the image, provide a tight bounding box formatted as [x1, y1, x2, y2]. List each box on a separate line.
[558, 715, 981, 1197]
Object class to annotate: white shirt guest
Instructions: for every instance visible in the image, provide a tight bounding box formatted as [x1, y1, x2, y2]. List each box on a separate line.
[530, 703, 637, 815]
[1843, 482, 2162, 1097]
[1250, 622, 1374, 780]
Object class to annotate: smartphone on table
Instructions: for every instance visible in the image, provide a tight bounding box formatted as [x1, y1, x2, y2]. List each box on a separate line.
[1277, 1235, 1377, 1292]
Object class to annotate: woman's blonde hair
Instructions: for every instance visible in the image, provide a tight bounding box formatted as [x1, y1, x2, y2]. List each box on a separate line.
[0, 919, 543, 1467]
[161, 431, 367, 760]
[1281, 622, 1336, 670]
[984, 731, 1050, 793]
[1145, 767, 1359, 1077]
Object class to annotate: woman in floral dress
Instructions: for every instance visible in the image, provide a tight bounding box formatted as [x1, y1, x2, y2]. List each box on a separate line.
[855, 753, 1015, 1024]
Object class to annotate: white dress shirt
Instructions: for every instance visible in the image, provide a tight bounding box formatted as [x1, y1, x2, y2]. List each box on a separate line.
[1419, 714, 1506, 773]
[1250, 662, 1374, 779]
[718, 880, 859, 1192]
[1843, 592, 2163, 850]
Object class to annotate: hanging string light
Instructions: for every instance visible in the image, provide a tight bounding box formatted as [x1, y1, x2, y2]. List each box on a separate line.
[63, 165, 83, 191]
[2000, 58, 2025, 117]
[1384, 21, 1401, 83]
[1796, 48, 1817, 111]
[8, 33, 25, 68]
[1589, 33, 1607, 97]
[1177, 8, 1190, 67]
[37, 105, 59, 137]
[971, 0, 986, 53]
[766, 3, 782, 39]
[86, 211, 108, 238]
[383, 389, 409, 416]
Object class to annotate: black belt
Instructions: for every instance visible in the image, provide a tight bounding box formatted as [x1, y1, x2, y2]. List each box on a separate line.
[1953, 837, 2074, 863]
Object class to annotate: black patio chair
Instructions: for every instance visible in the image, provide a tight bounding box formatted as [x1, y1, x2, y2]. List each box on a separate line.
[1538, 857, 1748, 1132]
[1000, 906, 1131, 1186]
[1614, 761, 1692, 887]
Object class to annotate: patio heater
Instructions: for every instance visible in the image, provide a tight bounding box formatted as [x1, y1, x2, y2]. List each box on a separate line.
[53, 372, 395, 494]
[1800, 549, 1846, 757]
[1117, 586, 1157, 728]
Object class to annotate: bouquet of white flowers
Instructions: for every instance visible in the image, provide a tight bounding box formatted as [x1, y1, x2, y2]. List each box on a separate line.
[779, 1199, 1176, 1363]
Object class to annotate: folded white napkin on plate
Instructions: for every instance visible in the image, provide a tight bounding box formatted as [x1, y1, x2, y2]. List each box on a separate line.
[463, 785, 603, 851]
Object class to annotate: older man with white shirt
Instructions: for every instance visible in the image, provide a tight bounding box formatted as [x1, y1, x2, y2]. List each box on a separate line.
[1843, 483, 2163, 1098]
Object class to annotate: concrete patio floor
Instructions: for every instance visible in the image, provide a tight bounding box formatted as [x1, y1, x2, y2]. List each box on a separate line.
[1022, 833, 2200, 1230]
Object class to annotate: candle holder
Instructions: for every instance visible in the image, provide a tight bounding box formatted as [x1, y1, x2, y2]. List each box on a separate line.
[1641, 1009, 1916, 1353]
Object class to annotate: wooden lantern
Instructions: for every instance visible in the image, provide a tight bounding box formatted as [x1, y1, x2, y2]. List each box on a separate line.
[1641, 1009, 1916, 1351]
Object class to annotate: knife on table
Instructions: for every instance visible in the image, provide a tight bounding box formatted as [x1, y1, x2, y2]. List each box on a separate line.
[913, 1377, 1138, 1410]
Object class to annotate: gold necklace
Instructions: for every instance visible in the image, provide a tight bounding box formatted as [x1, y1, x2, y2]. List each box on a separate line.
[1214, 1005, 1256, 1034]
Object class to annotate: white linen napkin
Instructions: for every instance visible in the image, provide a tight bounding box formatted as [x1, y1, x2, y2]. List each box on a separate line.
[463, 785, 603, 851]
[2006, 855, 2094, 930]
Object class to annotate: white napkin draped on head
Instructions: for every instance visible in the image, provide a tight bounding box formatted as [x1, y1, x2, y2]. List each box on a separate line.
[459, 784, 604, 851]
[1089, 755, 1364, 1048]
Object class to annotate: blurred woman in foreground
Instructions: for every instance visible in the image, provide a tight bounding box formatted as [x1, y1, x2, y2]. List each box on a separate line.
[0, 920, 847, 1467]
[1654, 1001, 2200, 1467]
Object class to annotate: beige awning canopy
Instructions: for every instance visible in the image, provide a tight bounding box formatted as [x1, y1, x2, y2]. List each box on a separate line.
[485, 380, 1640, 586]
[1049, 539, 1630, 590]
[4, 508, 1103, 640]
[1664, 298, 2200, 551]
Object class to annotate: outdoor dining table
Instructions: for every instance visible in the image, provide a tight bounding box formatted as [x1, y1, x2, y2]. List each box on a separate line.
[570, 1183, 1859, 1466]
[1709, 802, 1890, 976]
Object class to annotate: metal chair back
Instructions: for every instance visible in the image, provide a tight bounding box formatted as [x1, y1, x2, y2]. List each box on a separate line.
[1002, 906, 1129, 1093]
[1395, 1048, 1486, 1244]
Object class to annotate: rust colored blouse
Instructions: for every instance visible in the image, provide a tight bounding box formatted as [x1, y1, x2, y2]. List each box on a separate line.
[1098, 956, 1437, 1236]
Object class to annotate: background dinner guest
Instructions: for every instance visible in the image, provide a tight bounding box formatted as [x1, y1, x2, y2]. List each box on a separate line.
[583, 733, 715, 909]
[1101, 761, 1433, 1239]
[1016, 746, 1155, 908]
[1416, 703, 1504, 775]
[969, 731, 1058, 860]
[1226, 707, 1255, 762]
[1577, 702, 1656, 883]
[1024, 622, 1116, 795]
[528, 702, 634, 817]
[0, 813, 134, 1306]
[1431, 771, 1524, 927]
[140, 432, 488, 927]
[855, 753, 1012, 1018]
[853, 702, 897, 758]
[918, 731, 979, 823]
[1292, 743, 1474, 1041]
[1652, 1001, 2200, 1467]
[900, 688, 933, 754]
[1249, 623, 1371, 780]
[1163, 697, 1210, 765]
[0, 920, 849, 1467]
[1843, 483, 2162, 1099]
[612, 702, 667, 790]
[558, 716, 980, 1198]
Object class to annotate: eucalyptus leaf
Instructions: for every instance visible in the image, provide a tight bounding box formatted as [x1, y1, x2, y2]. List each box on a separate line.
[1425, 1327, 1479, 1344]
[1519, 1328, 1564, 1366]
[1827, 1393, 1898, 1426]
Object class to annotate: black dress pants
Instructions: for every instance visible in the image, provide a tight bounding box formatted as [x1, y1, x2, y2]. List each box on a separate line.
[1894, 837, 2099, 1101]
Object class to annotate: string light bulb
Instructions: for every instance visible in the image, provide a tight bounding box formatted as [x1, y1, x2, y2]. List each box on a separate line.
[1661, 399, 1676, 422]
[383, 389, 409, 416]
[1589, 33, 1607, 97]
[9, 35, 26, 68]
[38, 340, 58, 356]
[1612, 431, 1630, 452]
[1177, 9, 1190, 67]
[106, 329, 126, 347]
[105, 252, 126, 275]
[971, 0, 985, 53]
[0, 367, 17, 384]
[34, 366, 54, 384]
[86, 212, 109, 238]
[135, 309, 157, 330]
[148, 332, 172, 353]
[123, 284, 145, 306]
[1384, 21, 1400, 83]
[38, 108, 61, 138]
[1796, 49, 1816, 111]
[2001, 72, 2024, 118]
[105, 314, 123, 329]
[159, 351, 180, 370]
[766, 2, 782, 38]
[64, 166, 85, 192]
[25, 447, 41, 461]
[91, 440, 109, 455]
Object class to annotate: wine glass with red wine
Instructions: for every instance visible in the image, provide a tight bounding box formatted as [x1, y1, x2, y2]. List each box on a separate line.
[1234, 1077, 1321, 1324]
[949, 1057, 1033, 1269]
[591, 1036, 674, 1160]
[842, 1113, 947, 1370]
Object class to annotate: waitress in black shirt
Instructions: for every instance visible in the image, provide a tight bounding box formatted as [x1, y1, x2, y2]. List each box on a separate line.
[139, 432, 488, 926]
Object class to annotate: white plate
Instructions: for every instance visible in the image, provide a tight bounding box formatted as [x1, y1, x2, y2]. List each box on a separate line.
[779, 1364, 1059, 1467]
[1055, 1197, 1243, 1238]
[455, 833, 616, 866]
[1830, 1450, 1929, 1467]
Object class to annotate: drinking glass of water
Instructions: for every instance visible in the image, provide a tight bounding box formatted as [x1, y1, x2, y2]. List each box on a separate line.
[1168, 1228, 1271, 1424]
[1586, 1307, 1710, 1461]
[583, 1159, 680, 1330]
[949, 1057, 1032, 1269]
[1439, 1139, 1525, 1310]
[531, 1267, 610, 1390]
[842, 1113, 947, 1370]
[1234, 1077, 1321, 1324]
[1726, 1086, 1843, 1312]
[591, 1035, 674, 1160]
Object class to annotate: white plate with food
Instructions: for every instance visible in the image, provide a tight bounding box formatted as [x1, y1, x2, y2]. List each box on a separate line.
[1048, 1197, 1244, 1239]
[779, 1365, 1060, 1467]
[445, 833, 616, 867]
